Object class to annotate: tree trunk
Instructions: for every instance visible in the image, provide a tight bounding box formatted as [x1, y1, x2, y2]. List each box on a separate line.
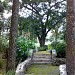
[0, 12, 4, 51]
[0, 29, 2, 51]
[6, 0, 19, 72]
[66, 0, 75, 75]
[54, 27, 58, 43]
[38, 36, 46, 47]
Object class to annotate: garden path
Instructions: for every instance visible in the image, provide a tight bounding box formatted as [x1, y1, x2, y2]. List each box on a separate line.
[25, 51, 59, 75]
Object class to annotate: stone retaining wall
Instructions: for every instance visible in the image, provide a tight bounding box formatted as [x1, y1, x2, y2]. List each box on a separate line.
[52, 58, 66, 66]
[15, 58, 32, 75]
[59, 64, 66, 75]
[15, 50, 35, 75]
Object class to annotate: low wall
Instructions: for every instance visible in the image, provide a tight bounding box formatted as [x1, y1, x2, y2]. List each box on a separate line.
[15, 58, 32, 75]
[59, 64, 66, 75]
[15, 50, 35, 75]
[52, 58, 66, 66]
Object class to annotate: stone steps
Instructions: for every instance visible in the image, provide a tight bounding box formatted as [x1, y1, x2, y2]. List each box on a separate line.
[32, 61, 52, 64]
[33, 58, 50, 62]
[33, 54, 51, 59]
[32, 53, 52, 64]
[32, 58, 53, 64]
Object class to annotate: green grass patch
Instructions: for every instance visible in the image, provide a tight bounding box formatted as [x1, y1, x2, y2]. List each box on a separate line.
[36, 51, 50, 54]
[0, 59, 6, 75]
[25, 64, 59, 75]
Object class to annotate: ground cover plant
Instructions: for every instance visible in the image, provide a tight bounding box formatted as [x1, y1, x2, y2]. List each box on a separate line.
[0, 59, 6, 75]
[25, 64, 59, 75]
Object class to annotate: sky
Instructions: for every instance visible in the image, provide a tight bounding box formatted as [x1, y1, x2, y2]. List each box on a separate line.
[1, 0, 4, 2]
[3, 10, 11, 19]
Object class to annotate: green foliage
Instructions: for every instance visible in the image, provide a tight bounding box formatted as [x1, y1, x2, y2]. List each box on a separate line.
[0, 62, 2, 68]
[56, 43, 66, 58]
[39, 47, 46, 51]
[51, 41, 59, 49]
[5, 70, 15, 75]
[18, 17, 37, 41]
[58, 27, 66, 42]
[48, 44, 53, 50]
[25, 64, 59, 75]
[16, 36, 35, 62]
[51, 41, 66, 58]
[0, 59, 6, 74]
[39, 46, 47, 51]
[44, 45, 48, 50]
[20, 1, 66, 46]
[0, 35, 9, 52]
[0, 0, 12, 10]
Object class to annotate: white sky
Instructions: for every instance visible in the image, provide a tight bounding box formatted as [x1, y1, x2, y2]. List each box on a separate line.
[1, 0, 4, 2]
[3, 10, 11, 19]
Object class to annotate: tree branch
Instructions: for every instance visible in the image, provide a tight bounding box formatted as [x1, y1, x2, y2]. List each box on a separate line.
[46, 29, 51, 35]
[24, 5, 36, 14]
[24, 3, 41, 16]
[50, 1, 64, 9]
[29, 3, 41, 16]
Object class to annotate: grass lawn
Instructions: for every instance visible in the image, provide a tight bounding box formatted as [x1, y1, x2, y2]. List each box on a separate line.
[36, 51, 50, 54]
[0, 59, 6, 75]
[25, 64, 59, 75]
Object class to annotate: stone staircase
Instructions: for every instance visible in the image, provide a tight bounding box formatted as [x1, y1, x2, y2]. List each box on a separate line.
[32, 53, 53, 64]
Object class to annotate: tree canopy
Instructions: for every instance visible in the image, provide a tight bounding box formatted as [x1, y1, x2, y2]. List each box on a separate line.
[19, 0, 66, 47]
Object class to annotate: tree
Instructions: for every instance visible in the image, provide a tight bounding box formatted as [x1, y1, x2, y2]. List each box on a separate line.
[0, 1, 4, 52]
[66, 0, 75, 75]
[0, 0, 12, 52]
[18, 17, 37, 41]
[58, 24, 66, 42]
[50, 25, 60, 43]
[6, 0, 19, 71]
[20, 0, 66, 47]
[50, 20, 66, 43]
[18, 17, 31, 35]
[0, 2, 4, 12]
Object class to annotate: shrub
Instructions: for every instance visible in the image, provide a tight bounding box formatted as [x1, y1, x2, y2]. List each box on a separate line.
[48, 44, 53, 50]
[16, 36, 35, 63]
[51, 41, 59, 49]
[39, 47, 46, 51]
[0, 59, 6, 70]
[44, 45, 48, 50]
[56, 43, 66, 58]
[0, 36, 9, 52]
[0, 62, 2, 68]
[5, 70, 15, 75]
[39, 45, 48, 51]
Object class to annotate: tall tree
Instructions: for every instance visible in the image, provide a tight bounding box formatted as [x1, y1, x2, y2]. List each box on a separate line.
[66, 0, 75, 75]
[20, 0, 66, 47]
[6, 0, 19, 71]
[18, 17, 37, 41]
[0, 1, 4, 52]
